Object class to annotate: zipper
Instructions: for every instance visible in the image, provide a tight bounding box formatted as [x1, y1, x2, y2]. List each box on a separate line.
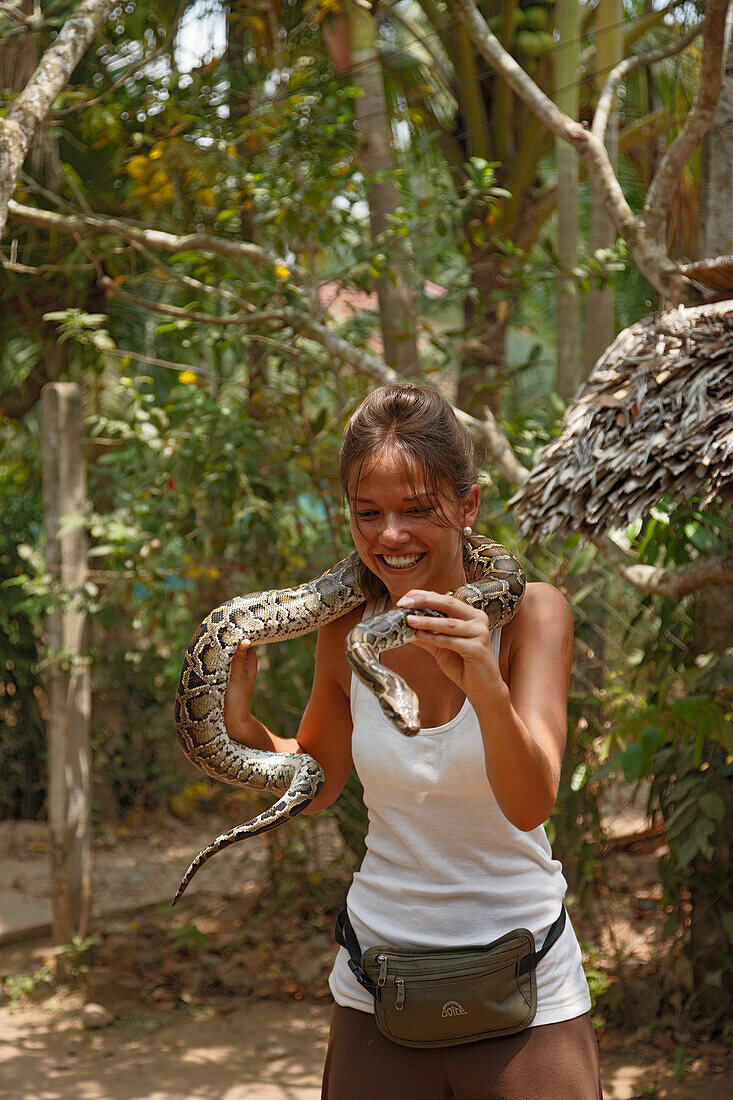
[394, 976, 405, 1010]
[379, 952, 519, 983]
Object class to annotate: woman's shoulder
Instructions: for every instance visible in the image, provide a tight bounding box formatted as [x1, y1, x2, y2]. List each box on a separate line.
[517, 580, 571, 620]
[502, 581, 573, 651]
[319, 602, 368, 643]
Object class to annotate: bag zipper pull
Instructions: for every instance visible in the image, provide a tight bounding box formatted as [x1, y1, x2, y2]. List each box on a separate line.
[376, 954, 388, 987]
[394, 976, 405, 1010]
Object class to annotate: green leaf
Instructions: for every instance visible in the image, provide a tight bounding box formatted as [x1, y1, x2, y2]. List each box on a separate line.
[622, 742, 647, 783]
[665, 800, 698, 839]
[699, 792, 727, 823]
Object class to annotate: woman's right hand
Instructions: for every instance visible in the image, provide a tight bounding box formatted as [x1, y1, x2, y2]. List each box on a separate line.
[223, 639, 258, 741]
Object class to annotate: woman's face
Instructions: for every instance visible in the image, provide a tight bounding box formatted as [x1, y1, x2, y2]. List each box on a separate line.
[347, 448, 479, 601]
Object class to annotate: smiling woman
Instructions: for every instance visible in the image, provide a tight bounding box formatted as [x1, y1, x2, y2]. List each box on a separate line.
[224, 384, 601, 1099]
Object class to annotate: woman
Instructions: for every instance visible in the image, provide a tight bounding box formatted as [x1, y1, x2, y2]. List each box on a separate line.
[224, 385, 603, 1099]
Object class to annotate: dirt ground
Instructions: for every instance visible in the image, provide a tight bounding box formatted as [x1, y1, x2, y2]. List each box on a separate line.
[0, 990, 730, 1100]
[0, 807, 730, 1100]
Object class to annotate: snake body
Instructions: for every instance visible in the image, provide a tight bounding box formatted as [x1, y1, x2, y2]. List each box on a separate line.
[172, 536, 525, 904]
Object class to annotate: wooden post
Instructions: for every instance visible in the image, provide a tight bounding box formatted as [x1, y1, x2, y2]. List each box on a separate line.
[42, 382, 92, 974]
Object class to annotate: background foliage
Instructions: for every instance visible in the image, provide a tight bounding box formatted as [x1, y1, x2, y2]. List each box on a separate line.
[1, 0, 731, 1033]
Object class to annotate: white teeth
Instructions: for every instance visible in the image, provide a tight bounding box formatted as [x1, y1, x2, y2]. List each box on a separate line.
[382, 554, 421, 568]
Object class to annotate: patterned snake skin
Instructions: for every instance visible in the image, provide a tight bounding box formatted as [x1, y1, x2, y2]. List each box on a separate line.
[172, 536, 525, 904]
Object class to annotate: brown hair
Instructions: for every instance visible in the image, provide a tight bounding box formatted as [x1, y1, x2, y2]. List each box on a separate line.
[339, 385, 482, 598]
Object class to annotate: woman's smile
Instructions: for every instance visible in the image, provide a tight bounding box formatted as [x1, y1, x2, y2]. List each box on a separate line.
[378, 551, 426, 571]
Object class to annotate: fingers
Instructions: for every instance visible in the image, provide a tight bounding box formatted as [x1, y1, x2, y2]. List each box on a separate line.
[397, 590, 482, 620]
[397, 590, 488, 637]
[229, 639, 258, 683]
[406, 620, 484, 653]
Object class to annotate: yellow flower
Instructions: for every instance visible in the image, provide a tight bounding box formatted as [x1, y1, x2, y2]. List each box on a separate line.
[274, 263, 291, 281]
[125, 154, 150, 182]
[178, 370, 198, 385]
[150, 168, 171, 189]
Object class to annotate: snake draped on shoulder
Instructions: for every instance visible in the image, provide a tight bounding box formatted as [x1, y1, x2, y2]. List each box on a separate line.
[172, 535, 525, 904]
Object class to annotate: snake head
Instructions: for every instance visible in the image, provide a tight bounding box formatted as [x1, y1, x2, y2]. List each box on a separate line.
[377, 678, 421, 737]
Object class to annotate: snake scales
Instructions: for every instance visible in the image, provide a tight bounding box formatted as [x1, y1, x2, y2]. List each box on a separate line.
[172, 535, 525, 904]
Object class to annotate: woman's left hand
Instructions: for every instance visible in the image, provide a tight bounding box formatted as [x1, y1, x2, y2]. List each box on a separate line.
[396, 590, 506, 706]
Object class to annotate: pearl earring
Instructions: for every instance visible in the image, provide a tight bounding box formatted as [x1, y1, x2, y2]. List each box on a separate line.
[463, 526, 473, 536]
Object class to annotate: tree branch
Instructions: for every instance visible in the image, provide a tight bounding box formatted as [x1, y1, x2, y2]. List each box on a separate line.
[592, 537, 733, 596]
[0, 0, 116, 237]
[451, 0, 711, 303]
[644, 0, 731, 242]
[7, 198, 315, 288]
[285, 308, 527, 486]
[592, 25, 702, 145]
[98, 276, 284, 329]
[7, 197, 532, 484]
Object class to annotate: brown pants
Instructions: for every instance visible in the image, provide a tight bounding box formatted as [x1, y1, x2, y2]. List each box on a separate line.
[322, 1005, 603, 1100]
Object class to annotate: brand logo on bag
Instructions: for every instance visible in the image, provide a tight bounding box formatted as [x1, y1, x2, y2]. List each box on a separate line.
[441, 1000, 468, 1018]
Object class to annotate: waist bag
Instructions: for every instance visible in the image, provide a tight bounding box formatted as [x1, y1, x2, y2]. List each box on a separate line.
[335, 906, 566, 1048]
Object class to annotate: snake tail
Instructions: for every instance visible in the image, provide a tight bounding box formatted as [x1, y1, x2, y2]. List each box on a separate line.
[171, 753, 325, 905]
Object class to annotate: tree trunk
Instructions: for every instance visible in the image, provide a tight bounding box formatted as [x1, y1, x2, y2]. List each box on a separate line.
[225, 4, 270, 417]
[687, 13, 733, 1021]
[555, 0, 582, 401]
[456, 246, 507, 416]
[585, 0, 622, 372]
[693, 9, 733, 660]
[699, 15, 733, 257]
[346, 4, 420, 376]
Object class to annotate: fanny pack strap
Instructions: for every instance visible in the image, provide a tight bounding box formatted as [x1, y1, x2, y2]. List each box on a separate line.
[335, 906, 567, 995]
[335, 908, 378, 995]
[517, 906, 566, 974]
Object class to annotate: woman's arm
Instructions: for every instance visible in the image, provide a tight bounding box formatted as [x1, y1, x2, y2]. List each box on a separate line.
[399, 582, 573, 831]
[297, 614, 356, 813]
[223, 614, 356, 814]
[224, 641, 300, 753]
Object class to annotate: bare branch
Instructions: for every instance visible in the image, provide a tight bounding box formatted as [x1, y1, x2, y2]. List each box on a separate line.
[0, 0, 116, 237]
[593, 537, 733, 596]
[452, 0, 588, 148]
[7, 195, 530, 483]
[7, 199, 315, 288]
[644, 0, 731, 241]
[283, 308, 525, 486]
[455, 407, 528, 487]
[592, 25, 702, 145]
[451, 0, 709, 303]
[98, 276, 284, 328]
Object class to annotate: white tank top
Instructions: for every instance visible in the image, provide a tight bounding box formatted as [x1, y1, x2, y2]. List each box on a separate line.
[329, 599, 592, 1027]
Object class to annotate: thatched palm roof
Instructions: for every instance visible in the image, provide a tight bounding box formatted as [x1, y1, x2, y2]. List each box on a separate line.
[511, 301, 733, 542]
[677, 256, 733, 298]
